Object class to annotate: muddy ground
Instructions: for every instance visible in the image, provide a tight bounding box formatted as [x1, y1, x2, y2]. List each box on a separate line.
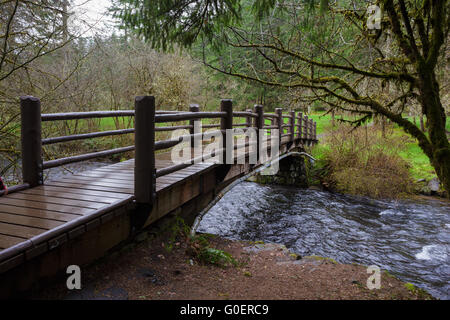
[31, 230, 433, 300]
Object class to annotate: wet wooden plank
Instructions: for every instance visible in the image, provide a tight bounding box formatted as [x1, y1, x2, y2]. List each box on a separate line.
[157, 178, 184, 185]
[104, 161, 134, 169]
[0, 204, 80, 222]
[0, 213, 63, 230]
[74, 166, 132, 173]
[0, 222, 45, 239]
[54, 176, 134, 189]
[49, 177, 134, 189]
[88, 167, 134, 174]
[0, 198, 96, 215]
[7, 193, 106, 210]
[74, 172, 134, 181]
[57, 175, 132, 186]
[0, 234, 24, 249]
[164, 170, 201, 178]
[45, 181, 134, 194]
[80, 171, 134, 178]
[35, 185, 130, 199]
[20, 187, 120, 204]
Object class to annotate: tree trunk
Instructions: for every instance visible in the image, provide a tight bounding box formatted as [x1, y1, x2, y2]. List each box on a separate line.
[418, 67, 450, 197]
[420, 114, 425, 132]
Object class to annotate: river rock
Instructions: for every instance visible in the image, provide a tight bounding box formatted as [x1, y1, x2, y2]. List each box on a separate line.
[428, 178, 440, 193]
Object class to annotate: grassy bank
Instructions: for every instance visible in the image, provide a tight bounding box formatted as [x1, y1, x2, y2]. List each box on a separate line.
[310, 112, 448, 181]
[309, 112, 449, 198]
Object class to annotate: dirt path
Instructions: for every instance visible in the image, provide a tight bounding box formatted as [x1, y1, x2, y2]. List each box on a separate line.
[32, 233, 433, 300]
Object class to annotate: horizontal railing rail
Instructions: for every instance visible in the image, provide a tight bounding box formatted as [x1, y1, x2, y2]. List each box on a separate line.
[155, 111, 226, 123]
[43, 146, 135, 169]
[41, 110, 135, 121]
[42, 128, 135, 145]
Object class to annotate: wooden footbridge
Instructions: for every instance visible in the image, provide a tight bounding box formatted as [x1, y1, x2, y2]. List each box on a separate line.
[0, 96, 317, 297]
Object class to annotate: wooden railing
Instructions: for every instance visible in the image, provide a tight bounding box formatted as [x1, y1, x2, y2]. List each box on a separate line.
[15, 95, 318, 203]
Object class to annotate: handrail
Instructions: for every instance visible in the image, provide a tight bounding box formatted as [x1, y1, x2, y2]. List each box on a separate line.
[202, 124, 221, 129]
[43, 146, 135, 169]
[42, 128, 135, 145]
[155, 130, 223, 152]
[156, 110, 182, 114]
[156, 148, 225, 178]
[155, 111, 226, 123]
[155, 125, 193, 131]
[41, 110, 135, 121]
[233, 111, 257, 118]
[0, 183, 30, 197]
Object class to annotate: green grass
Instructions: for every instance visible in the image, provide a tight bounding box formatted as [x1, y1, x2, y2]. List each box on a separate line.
[398, 142, 436, 180]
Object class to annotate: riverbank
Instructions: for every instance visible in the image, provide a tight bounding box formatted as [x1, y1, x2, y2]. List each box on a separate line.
[31, 231, 434, 300]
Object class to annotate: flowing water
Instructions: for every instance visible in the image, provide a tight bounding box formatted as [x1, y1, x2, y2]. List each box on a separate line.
[197, 182, 450, 299]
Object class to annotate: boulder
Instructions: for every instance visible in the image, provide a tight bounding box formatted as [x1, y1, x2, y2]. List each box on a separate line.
[428, 178, 440, 193]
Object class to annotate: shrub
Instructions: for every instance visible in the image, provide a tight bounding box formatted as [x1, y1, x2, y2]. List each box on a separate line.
[187, 233, 237, 268]
[317, 124, 414, 199]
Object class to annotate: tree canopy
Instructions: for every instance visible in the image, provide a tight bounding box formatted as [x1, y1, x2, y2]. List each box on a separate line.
[112, 0, 450, 197]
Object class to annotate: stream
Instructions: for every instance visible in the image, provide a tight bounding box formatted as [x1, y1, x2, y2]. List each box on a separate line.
[197, 182, 450, 299]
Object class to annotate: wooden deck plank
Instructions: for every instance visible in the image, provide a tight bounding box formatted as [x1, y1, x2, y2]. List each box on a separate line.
[0, 234, 24, 249]
[20, 188, 120, 204]
[157, 177, 185, 184]
[54, 177, 134, 189]
[74, 172, 134, 181]
[57, 175, 132, 186]
[6, 193, 106, 210]
[45, 181, 134, 194]
[90, 167, 134, 174]
[164, 170, 202, 178]
[0, 212, 64, 230]
[0, 222, 46, 239]
[34, 185, 130, 199]
[104, 161, 134, 169]
[0, 204, 80, 222]
[0, 197, 97, 215]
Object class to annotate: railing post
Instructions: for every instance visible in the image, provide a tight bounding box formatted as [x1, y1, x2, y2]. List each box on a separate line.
[314, 121, 317, 141]
[189, 104, 199, 157]
[134, 96, 156, 206]
[275, 108, 283, 147]
[21, 96, 43, 187]
[298, 112, 303, 140]
[254, 105, 264, 163]
[221, 99, 233, 164]
[304, 115, 309, 141]
[290, 111, 295, 142]
[245, 108, 252, 128]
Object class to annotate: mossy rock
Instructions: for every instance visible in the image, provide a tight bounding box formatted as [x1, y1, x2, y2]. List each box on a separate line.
[289, 253, 302, 260]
